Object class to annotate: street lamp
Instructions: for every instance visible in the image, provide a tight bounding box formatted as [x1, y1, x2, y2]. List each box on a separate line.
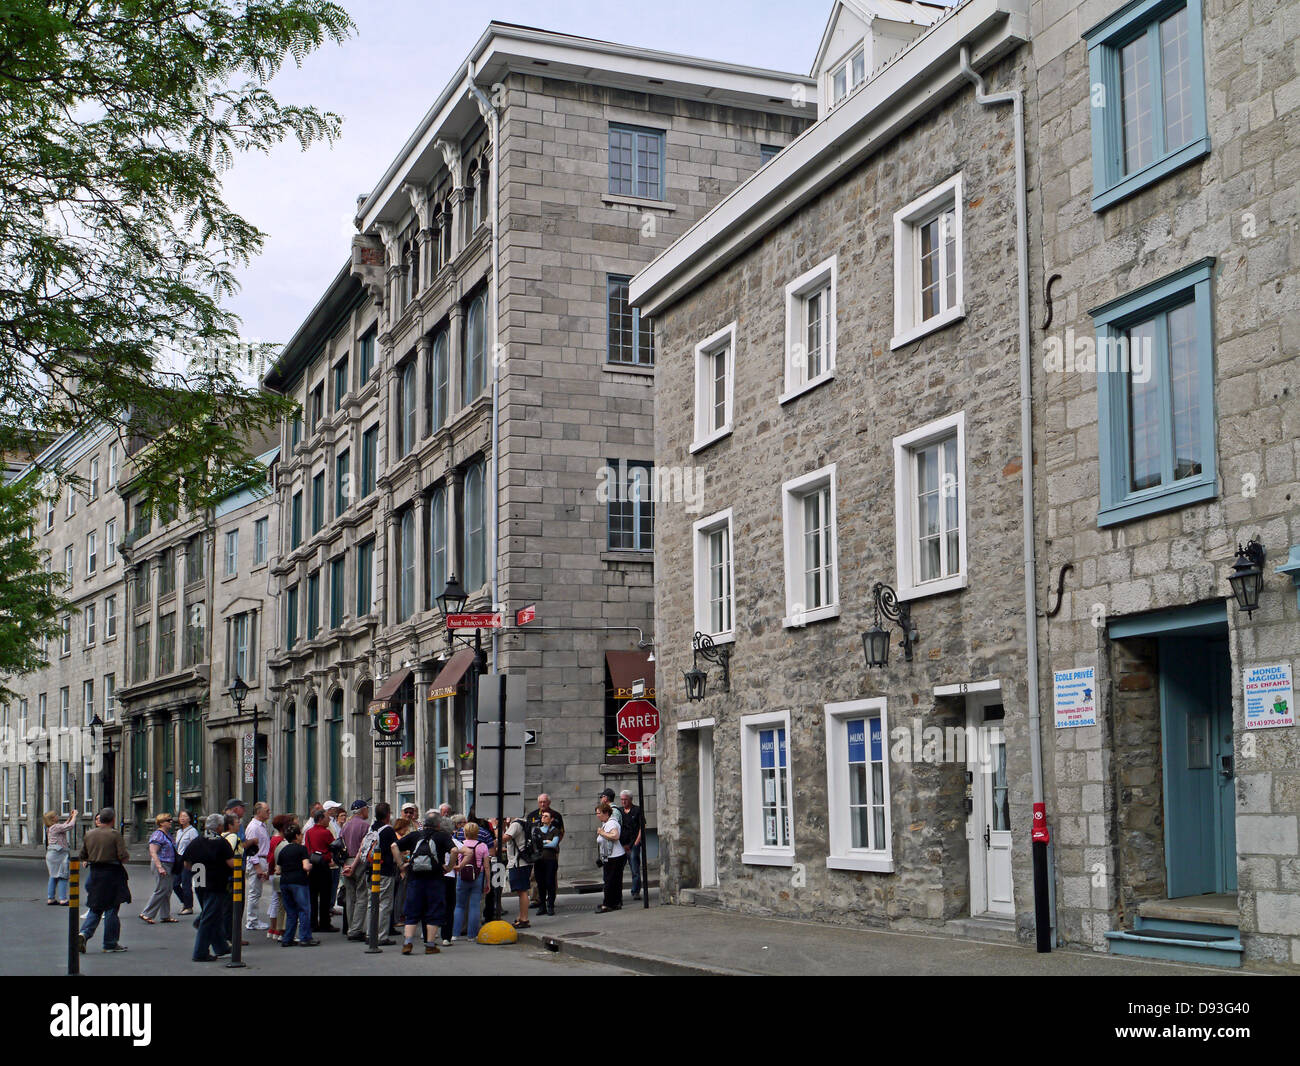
[228, 675, 257, 805]
[1228, 539, 1265, 615]
[684, 631, 731, 702]
[437, 573, 468, 622]
[862, 582, 918, 667]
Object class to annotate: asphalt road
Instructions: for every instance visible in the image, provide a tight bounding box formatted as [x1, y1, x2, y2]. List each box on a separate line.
[0, 857, 632, 977]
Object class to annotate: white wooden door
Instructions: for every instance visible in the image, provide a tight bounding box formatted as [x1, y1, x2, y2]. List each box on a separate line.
[980, 724, 1015, 915]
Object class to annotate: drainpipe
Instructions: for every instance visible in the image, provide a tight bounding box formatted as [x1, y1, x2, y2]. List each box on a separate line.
[465, 60, 501, 673]
[958, 46, 1055, 952]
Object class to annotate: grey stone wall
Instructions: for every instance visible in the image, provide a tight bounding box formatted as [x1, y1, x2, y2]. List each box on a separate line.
[649, 52, 1039, 934]
[1030, 0, 1300, 965]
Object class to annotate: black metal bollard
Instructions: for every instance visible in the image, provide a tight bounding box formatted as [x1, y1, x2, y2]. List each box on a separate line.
[226, 859, 247, 968]
[67, 860, 80, 976]
[365, 850, 382, 953]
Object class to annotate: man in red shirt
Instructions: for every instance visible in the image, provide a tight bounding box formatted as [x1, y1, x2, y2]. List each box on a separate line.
[303, 809, 336, 932]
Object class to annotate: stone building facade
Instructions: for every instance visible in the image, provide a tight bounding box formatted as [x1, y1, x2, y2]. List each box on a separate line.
[1, 424, 129, 846]
[636, 0, 1300, 969]
[633, 0, 1040, 936]
[262, 23, 814, 868]
[1029, 0, 1300, 967]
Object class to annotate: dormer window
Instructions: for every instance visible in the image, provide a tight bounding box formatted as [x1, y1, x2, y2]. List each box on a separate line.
[831, 46, 865, 106]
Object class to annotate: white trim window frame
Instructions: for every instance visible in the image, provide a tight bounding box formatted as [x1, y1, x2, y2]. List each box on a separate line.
[781, 464, 839, 627]
[781, 256, 837, 403]
[893, 411, 968, 600]
[690, 322, 735, 453]
[105, 519, 116, 567]
[828, 43, 866, 108]
[740, 709, 795, 867]
[692, 508, 735, 644]
[825, 698, 894, 873]
[891, 173, 965, 350]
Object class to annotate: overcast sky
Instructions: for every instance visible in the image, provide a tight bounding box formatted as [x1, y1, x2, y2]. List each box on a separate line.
[221, 0, 833, 346]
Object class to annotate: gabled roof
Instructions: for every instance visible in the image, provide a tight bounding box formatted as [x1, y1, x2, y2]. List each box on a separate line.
[810, 0, 951, 76]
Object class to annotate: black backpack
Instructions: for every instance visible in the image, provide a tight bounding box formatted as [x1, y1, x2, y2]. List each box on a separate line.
[409, 832, 443, 875]
[513, 819, 541, 864]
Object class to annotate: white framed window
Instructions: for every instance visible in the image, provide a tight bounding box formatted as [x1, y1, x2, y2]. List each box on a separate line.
[86, 531, 96, 575]
[692, 509, 735, 643]
[892, 173, 964, 349]
[82, 680, 94, 725]
[89, 458, 100, 500]
[104, 594, 117, 640]
[104, 674, 116, 722]
[825, 698, 893, 873]
[59, 687, 69, 728]
[45, 495, 55, 531]
[691, 322, 735, 453]
[66, 487, 76, 518]
[224, 529, 238, 577]
[84, 604, 96, 646]
[893, 411, 967, 599]
[108, 443, 119, 488]
[781, 464, 839, 627]
[829, 44, 866, 107]
[254, 517, 268, 565]
[83, 761, 93, 809]
[19, 765, 28, 818]
[105, 519, 116, 567]
[60, 615, 71, 655]
[740, 710, 794, 866]
[63, 545, 73, 584]
[782, 256, 837, 402]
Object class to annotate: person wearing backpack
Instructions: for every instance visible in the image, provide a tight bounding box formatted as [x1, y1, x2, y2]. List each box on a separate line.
[396, 816, 453, 954]
[451, 821, 489, 942]
[501, 814, 535, 929]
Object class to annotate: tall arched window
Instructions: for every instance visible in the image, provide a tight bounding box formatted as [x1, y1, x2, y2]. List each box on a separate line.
[402, 240, 415, 308]
[464, 462, 485, 591]
[430, 486, 447, 604]
[432, 330, 449, 431]
[431, 203, 444, 273]
[409, 238, 420, 298]
[400, 360, 417, 456]
[441, 203, 452, 262]
[399, 508, 416, 620]
[305, 696, 318, 805]
[328, 690, 343, 799]
[463, 293, 485, 403]
[283, 702, 296, 813]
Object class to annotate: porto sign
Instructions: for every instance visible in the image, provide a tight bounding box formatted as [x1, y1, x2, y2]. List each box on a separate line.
[372, 706, 404, 749]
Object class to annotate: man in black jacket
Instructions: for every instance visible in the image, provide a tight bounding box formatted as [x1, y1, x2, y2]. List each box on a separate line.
[618, 791, 644, 900]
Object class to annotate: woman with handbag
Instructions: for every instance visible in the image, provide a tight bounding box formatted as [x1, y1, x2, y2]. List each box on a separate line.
[451, 821, 489, 942]
[594, 801, 626, 914]
[139, 813, 178, 923]
[43, 809, 77, 905]
[265, 814, 291, 940]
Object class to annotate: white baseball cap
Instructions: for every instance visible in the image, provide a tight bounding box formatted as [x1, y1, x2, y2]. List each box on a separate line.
[322, 800, 341, 811]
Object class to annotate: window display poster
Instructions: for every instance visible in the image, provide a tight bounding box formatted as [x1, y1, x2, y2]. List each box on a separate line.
[1243, 663, 1294, 729]
[1053, 666, 1096, 728]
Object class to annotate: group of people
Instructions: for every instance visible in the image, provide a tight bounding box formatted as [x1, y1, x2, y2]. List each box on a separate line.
[58, 785, 646, 961]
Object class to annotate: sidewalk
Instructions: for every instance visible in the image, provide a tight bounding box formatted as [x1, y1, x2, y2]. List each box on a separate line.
[514, 891, 1253, 977]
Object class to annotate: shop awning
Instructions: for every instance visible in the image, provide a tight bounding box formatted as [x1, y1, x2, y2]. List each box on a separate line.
[427, 649, 476, 702]
[374, 666, 412, 703]
[606, 650, 655, 698]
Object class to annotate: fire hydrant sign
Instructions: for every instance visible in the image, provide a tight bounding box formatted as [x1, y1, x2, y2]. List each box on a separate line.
[1243, 663, 1295, 729]
[1053, 666, 1096, 728]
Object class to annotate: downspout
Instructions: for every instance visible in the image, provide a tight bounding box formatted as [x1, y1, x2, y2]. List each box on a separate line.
[958, 46, 1055, 951]
[466, 60, 501, 673]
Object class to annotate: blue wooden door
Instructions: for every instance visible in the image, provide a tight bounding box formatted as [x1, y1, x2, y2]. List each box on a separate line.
[1160, 636, 1236, 897]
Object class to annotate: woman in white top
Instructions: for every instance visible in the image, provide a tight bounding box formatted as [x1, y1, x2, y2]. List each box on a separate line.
[594, 801, 626, 914]
[172, 809, 199, 914]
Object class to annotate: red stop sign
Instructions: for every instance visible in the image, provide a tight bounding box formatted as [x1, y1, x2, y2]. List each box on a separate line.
[616, 700, 660, 744]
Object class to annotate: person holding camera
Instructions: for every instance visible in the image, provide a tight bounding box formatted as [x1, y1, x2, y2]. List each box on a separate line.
[501, 813, 535, 929]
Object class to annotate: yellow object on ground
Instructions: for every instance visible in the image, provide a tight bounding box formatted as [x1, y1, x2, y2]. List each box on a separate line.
[477, 920, 518, 945]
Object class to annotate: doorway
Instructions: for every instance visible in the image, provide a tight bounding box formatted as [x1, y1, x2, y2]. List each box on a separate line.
[698, 726, 717, 887]
[966, 693, 1013, 917]
[1159, 635, 1236, 898]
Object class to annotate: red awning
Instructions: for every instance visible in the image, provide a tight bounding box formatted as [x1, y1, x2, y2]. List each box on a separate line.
[374, 666, 412, 703]
[606, 650, 655, 698]
[427, 649, 476, 702]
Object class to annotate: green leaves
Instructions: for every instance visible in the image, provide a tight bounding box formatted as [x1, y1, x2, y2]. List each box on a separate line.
[0, 0, 353, 681]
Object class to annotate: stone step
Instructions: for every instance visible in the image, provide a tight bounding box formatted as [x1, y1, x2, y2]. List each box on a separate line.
[1105, 922, 1243, 969]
